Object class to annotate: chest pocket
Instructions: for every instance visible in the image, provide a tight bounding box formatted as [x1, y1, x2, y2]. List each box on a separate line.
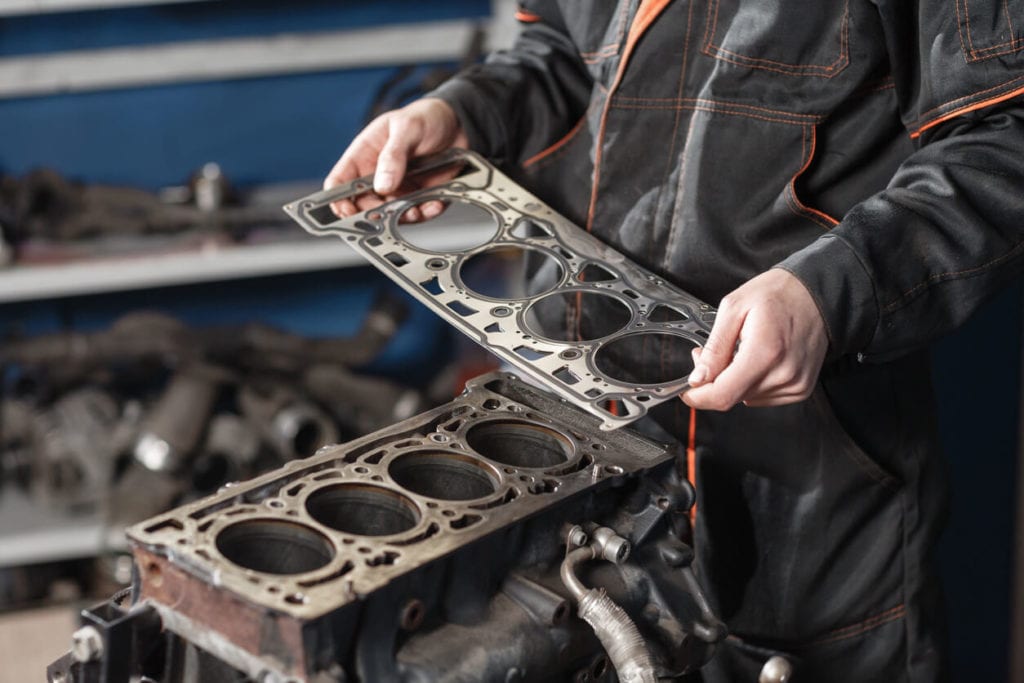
[557, 0, 634, 75]
[956, 0, 1024, 62]
[702, 0, 850, 78]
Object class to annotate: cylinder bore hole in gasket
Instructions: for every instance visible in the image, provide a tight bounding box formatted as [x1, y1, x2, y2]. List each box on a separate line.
[593, 332, 697, 385]
[389, 451, 500, 501]
[215, 519, 335, 575]
[306, 484, 420, 537]
[395, 199, 499, 252]
[465, 420, 574, 469]
[457, 245, 563, 300]
[523, 290, 633, 342]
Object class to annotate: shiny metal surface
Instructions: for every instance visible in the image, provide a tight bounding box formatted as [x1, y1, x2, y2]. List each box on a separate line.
[284, 149, 716, 430]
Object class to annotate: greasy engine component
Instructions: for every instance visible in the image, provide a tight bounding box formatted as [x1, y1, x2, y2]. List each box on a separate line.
[48, 373, 724, 682]
[237, 381, 340, 461]
[30, 387, 132, 510]
[285, 149, 717, 430]
[0, 292, 429, 541]
[133, 365, 226, 473]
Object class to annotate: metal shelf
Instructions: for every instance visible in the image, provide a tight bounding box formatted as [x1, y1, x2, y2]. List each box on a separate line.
[0, 488, 108, 568]
[0, 0, 206, 17]
[0, 223, 488, 303]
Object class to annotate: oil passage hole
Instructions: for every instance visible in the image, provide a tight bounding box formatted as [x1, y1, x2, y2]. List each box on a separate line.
[593, 333, 697, 385]
[466, 420, 574, 469]
[306, 484, 419, 537]
[216, 520, 333, 575]
[389, 451, 498, 501]
[524, 291, 632, 342]
[396, 199, 498, 252]
[458, 245, 562, 300]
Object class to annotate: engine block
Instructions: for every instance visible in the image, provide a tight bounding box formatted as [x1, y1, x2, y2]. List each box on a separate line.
[49, 374, 722, 682]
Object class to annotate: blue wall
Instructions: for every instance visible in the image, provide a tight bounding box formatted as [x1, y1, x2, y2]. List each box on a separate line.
[0, 1, 489, 374]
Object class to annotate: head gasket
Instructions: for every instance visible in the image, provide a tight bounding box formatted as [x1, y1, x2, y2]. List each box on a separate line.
[284, 149, 715, 430]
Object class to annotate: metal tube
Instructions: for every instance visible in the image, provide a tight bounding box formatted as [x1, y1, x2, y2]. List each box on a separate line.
[559, 527, 656, 683]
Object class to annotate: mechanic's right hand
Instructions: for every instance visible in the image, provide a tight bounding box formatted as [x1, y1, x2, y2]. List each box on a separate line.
[324, 98, 469, 221]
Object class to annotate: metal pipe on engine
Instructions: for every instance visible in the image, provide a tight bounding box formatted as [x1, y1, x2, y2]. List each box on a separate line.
[560, 526, 658, 683]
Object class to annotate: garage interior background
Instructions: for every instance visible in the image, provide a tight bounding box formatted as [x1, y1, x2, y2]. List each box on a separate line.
[0, 1, 1019, 681]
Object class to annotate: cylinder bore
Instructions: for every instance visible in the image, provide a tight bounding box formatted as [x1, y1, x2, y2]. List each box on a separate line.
[523, 290, 632, 342]
[396, 198, 499, 252]
[593, 332, 697, 385]
[216, 519, 334, 575]
[466, 420, 574, 469]
[306, 484, 420, 537]
[388, 451, 498, 501]
[457, 245, 563, 300]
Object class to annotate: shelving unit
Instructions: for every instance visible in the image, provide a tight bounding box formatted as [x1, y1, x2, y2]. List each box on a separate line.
[0, 222, 486, 303]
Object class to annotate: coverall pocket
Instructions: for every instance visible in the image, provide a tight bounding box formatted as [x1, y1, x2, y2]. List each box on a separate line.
[955, 0, 1024, 62]
[702, 0, 850, 78]
[809, 386, 901, 491]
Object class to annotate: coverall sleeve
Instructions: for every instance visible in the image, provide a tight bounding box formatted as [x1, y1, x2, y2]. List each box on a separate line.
[428, 1, 594, 168]
[777, 0, 1024, 361]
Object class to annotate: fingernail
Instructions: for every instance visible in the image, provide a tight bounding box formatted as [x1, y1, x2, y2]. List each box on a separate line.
[689, 365, 707, 384]
[422, 202, 441, 219]
[375, 171, 394, 194]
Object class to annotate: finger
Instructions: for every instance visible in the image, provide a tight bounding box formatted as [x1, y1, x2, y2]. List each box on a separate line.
[689, 300, 745, 385]
[420, 200, 446, 219]
[330, 199, 358, 218]
[682, 343, 772, 411]
[375, 117, 421, 195]
[399, 205, 423, 223]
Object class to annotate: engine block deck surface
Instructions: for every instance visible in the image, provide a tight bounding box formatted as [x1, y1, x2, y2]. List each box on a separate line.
[284, 150, 716, 430]
[127, 373, 677, 679]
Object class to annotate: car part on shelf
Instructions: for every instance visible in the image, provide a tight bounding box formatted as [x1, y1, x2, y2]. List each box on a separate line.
[285, 149, 716, 431]
[47, 373, 724, 682]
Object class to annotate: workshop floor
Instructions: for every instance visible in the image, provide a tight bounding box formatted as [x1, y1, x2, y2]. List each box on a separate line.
[0, 606, 77, 683]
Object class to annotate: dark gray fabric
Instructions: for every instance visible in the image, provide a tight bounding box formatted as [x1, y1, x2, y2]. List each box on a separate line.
[429, 1, 1024, 679]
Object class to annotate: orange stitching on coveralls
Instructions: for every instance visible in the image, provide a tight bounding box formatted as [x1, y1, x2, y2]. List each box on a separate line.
[586, 0, 674, 232]
[653, 0, 697, 268]
[610, 101, 812, 127]
[965, 0, 979, 53]
[911, 78, 1024, 137]
[807, 605, 907, 647]
[579, 2, 633, 60]
[786, 126, 841, 229]
[514, 8, 542, 23]
[523, 106, 592, 168]
[662, 115, 700, 269]
[613, 95, 821, 122]
[702, 0, 850, 77]
[958, 0, 1024, 61]
[883, 237, 1024, 312]
[955, 0, 972, 60]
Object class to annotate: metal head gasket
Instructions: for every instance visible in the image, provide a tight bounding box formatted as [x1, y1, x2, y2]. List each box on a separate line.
[284, 149, 715, 430]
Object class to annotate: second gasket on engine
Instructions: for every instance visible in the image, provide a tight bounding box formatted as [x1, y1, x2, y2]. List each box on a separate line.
[284, 149, 716, 430]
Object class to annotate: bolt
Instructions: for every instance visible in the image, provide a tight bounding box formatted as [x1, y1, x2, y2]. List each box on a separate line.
[592, 527, 630, 564]
[399, 598, 425, 631]
[70, 625, 103, 663]
[567, 525, 588, 547]
[759, 656, 793, 683]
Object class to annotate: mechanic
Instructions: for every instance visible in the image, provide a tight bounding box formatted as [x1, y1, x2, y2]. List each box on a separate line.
[325, 2, 1024, 680]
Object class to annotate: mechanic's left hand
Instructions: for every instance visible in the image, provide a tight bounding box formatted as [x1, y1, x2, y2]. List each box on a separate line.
[682, 268, 828, 410]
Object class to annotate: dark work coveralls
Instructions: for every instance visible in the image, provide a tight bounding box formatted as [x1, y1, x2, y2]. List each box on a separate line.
[432, 1, 1024, 680]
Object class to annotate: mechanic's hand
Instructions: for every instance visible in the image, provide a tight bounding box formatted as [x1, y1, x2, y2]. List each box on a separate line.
[324, 98, 469, 221]
[682, 269, 828, 410]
